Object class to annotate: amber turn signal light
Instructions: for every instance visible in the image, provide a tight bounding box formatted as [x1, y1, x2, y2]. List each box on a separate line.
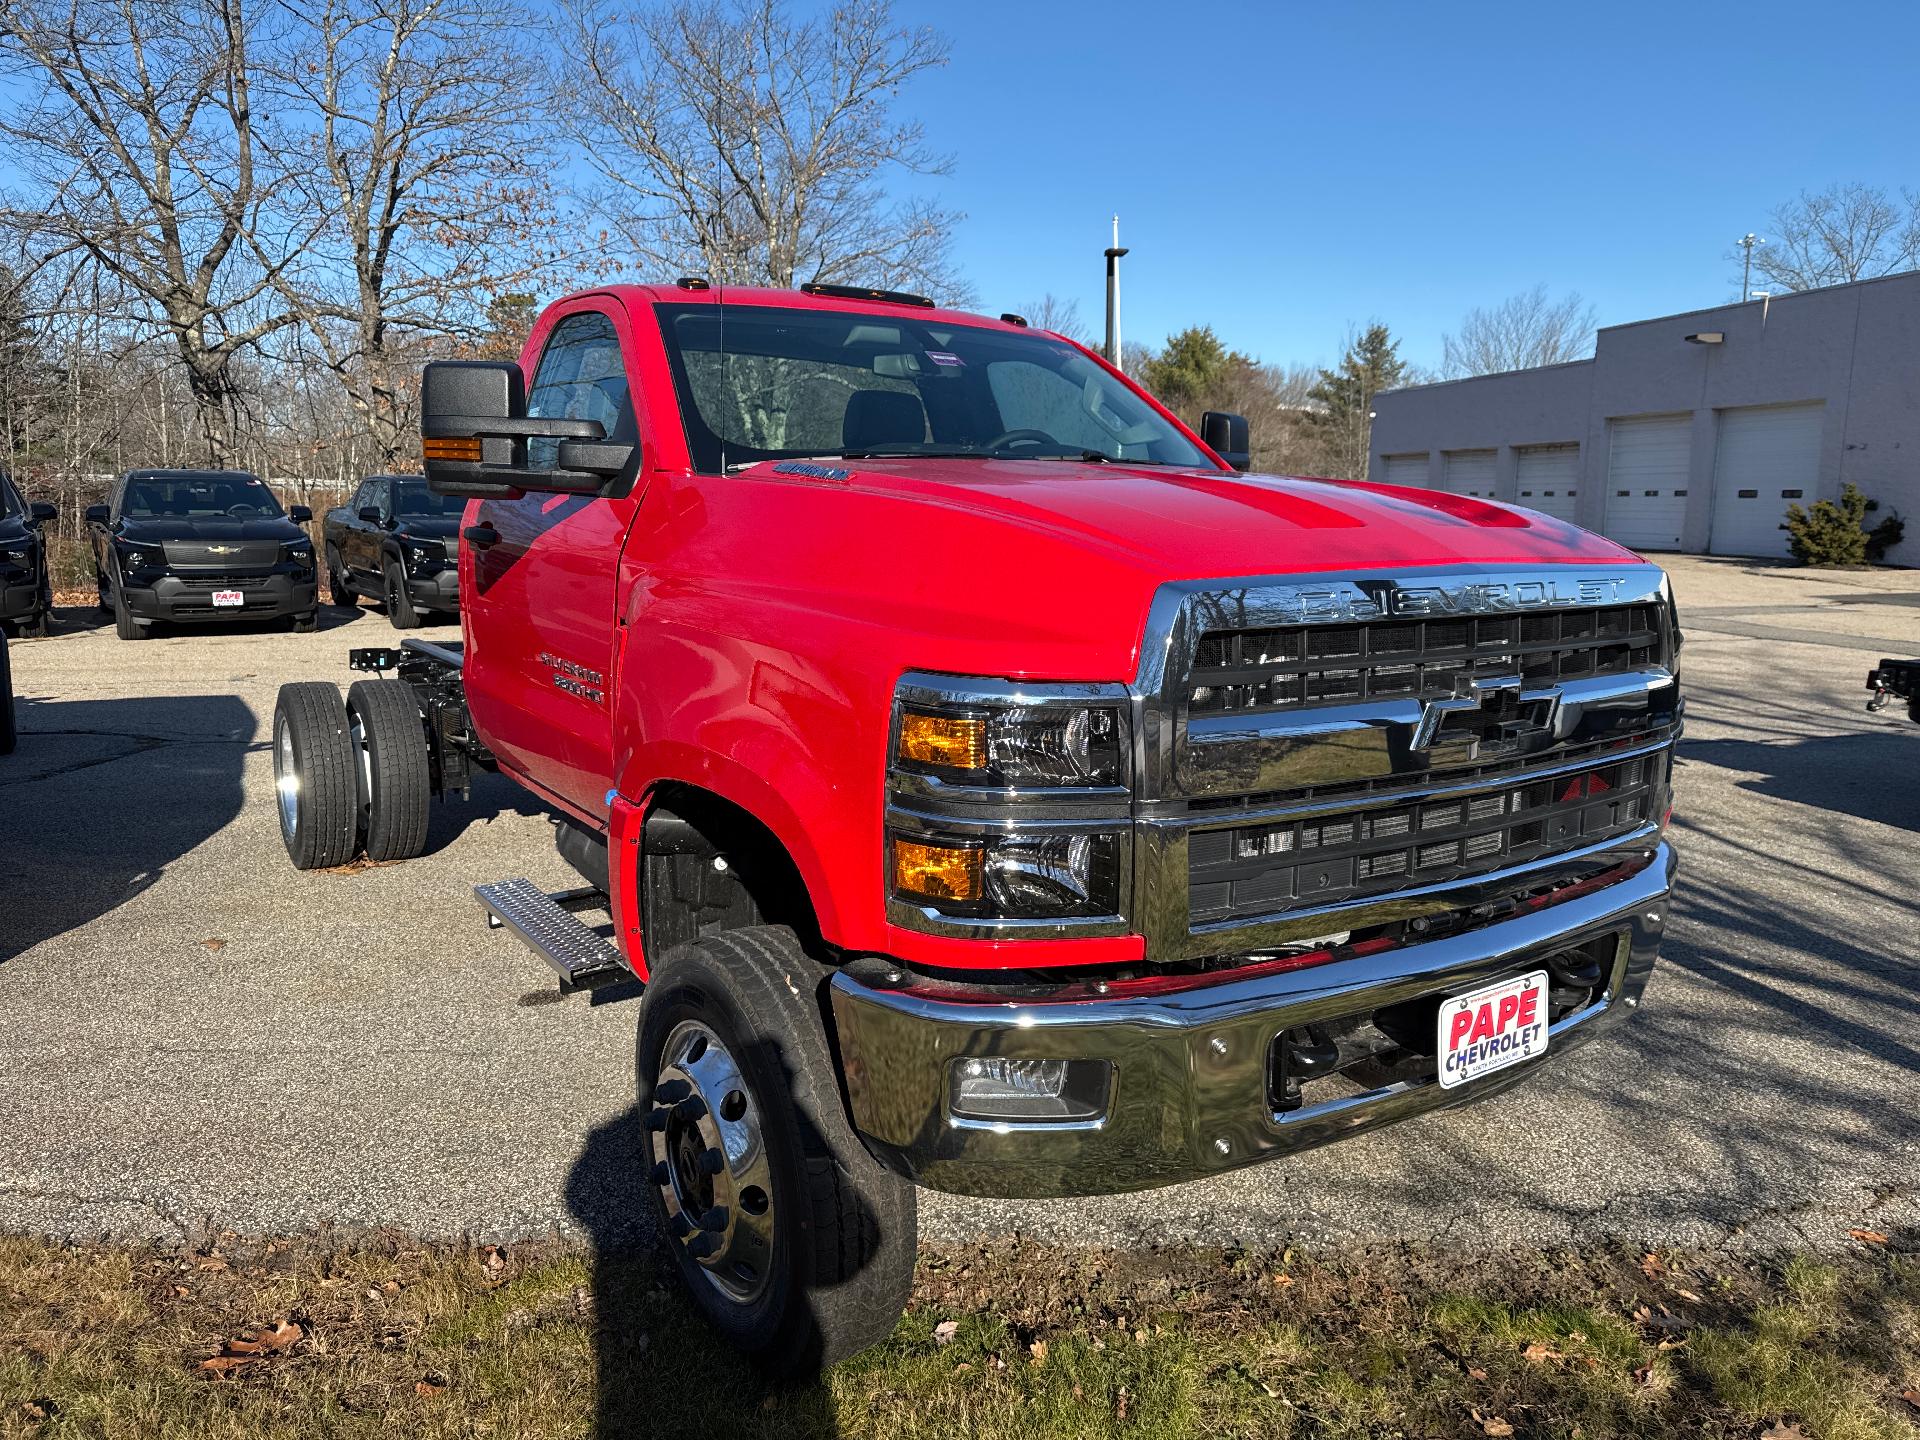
[424, 435, 483, 462]
[891, 838, 983, 903]
[898, 711, 986, 770]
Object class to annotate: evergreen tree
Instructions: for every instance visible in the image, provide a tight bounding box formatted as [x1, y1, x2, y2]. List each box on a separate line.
[1140, 325, 1243, 415]
[1307, 323, 1407, 479]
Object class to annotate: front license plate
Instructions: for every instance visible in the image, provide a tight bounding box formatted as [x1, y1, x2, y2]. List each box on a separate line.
[1437, 969, 1549, 1090]
[211, 589, 244, 607]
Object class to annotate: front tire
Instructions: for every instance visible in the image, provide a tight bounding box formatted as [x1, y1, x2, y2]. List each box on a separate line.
[112, 581, 144, 641]
[326, 546, 354, 607]
[637, 926, 917, 1377]
[345, 679, 431, 862]
[273, 682, 358, 870]
[384, 559, 421, 630]
[0, 634, 15, 755]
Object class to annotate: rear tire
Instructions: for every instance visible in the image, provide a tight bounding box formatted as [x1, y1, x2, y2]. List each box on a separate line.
[0, 634, 16, 756]
[346, 679, 431, 862]
[384, 560, 421, 630]
[112, 581, 143, 641]
[636, 926, 917, 1377]
[273, 682, 358, 870]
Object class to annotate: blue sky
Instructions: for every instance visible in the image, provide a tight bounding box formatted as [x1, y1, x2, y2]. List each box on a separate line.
[898, 0, 1920, 373]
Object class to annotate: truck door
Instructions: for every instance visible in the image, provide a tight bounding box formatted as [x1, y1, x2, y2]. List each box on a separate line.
[462, 300, 644, 822]
[351, 477, 386, 584]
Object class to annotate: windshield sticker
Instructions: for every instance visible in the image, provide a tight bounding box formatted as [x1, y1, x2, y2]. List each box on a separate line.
[924, 351, 964, 367]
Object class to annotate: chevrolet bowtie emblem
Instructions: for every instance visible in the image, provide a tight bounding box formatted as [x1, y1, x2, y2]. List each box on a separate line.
[1411, 675, 1552, 754]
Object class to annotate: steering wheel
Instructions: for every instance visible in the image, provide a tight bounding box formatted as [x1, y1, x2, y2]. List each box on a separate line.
[227, 505, 259, 518]
[984, 429, 1059, 453]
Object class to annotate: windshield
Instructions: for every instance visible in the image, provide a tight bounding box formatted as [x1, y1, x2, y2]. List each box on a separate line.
[391, 479, 466, 519]
[120, 473, 283, 520]
[0, 477, 19, 518]
[655, 303, 1212, 474]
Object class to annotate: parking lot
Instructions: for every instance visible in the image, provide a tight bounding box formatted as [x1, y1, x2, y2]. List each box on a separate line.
[2, 554, 1917, 1257]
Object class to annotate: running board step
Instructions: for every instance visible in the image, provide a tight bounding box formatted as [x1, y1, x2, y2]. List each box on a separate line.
[475, 878, 627, 990]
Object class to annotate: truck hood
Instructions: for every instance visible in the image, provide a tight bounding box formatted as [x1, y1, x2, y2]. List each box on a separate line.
[751, 457, 1641, 578]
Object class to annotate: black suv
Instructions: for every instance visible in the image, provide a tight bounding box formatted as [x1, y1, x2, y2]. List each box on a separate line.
[87, 469, 318, 640]
[323, 473, 462, 628]
[0, 474, 56, 638]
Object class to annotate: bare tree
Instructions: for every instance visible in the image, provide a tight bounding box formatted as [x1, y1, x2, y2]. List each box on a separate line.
[556, 0, 967, 300]
[1740, 183, 1920, 293]
[1440, 285, 1597, 379]
[1017, 294, 1087, 341]
[0, 0, 315, 463]
[263, 0, 569, 466]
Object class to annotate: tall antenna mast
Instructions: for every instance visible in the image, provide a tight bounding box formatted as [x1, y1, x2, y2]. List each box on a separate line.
[1103, 215, 1128, 368]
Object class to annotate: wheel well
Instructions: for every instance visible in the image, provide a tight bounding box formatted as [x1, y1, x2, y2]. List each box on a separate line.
[641, 783, 823, 960]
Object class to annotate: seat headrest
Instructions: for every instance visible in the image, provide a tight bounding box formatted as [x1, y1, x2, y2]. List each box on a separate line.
[842, 389, 927, 451]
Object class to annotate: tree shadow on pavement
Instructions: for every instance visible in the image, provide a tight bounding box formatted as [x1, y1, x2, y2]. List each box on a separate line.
[0, 692, 253, 963]
[1680, 731, 1919, 832]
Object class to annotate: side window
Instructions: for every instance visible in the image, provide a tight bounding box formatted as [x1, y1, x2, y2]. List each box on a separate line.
[371, 478, 392, 519]
[349, 479, 372, 513]
[526, 311, 634, 469]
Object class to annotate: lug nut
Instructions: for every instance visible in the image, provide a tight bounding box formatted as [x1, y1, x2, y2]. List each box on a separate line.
[1214, 1138, 1231, 1157]
[686, 1233, 718, 1258]
[699, 1206, 728, 1232]
[650, 1161, 670, 1185]
[674, 1096, 708, 1122]
[669, 1211, 693, 1238]
[700, 1148, 726, 1176]
[644, 1109, 670, 1132]
[655, 1079, 692, 1105]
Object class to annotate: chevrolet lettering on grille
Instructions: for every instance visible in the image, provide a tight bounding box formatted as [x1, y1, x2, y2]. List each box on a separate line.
[1254, 575, 1628, 626]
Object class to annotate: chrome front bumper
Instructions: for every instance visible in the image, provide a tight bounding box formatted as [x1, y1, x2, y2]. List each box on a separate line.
[830, 840, 1675, 1198]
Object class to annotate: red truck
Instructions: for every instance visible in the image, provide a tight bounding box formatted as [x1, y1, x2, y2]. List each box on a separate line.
[271, 281, 1681, 1373]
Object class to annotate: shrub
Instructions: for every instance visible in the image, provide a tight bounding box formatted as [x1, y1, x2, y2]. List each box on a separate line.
[1782, 483, 1895, 567]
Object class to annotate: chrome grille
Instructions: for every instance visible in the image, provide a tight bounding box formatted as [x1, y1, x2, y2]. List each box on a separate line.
[1188, 750, 1667, 924]
[1189, 603, 1664, 714]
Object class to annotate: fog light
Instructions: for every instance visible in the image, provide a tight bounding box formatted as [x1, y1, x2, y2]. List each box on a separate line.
[948, 1056, 1112, 1123]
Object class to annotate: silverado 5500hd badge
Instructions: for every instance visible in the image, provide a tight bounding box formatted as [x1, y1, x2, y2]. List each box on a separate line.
[537, 652, 604, 705]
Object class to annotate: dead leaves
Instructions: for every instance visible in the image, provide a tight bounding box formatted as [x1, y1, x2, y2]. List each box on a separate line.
[931, 1318, 959, 1347]
[1761, 1424, 1812, 1440]
[1472, 1408, 1515, 1436]
[414, 1370, 449, 1397]
[1846, 1228, 1889, 1246]
[1898, 1389, 1920, 1416]
[195, 1320, 302, 1377]
[1519, 1341, 1562, 1363]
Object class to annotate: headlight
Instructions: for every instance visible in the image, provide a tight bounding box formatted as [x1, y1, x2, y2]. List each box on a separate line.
[402, 538, 445, 567]
[283, 540, 315, 567]
[893, 696, 1126, 788]
[887, 673, 1132, 929]
[115, 540, 166, 572]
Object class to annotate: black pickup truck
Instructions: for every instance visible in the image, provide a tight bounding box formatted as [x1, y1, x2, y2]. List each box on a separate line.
[322, 474, 462, 629]
[87, 469, 318, 639]
[0, 474, 56, 638]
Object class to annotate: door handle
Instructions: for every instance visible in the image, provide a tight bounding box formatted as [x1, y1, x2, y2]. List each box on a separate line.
[463, 523, 500, 548]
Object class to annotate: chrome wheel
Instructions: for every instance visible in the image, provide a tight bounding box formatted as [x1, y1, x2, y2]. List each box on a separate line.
[273, 714, 299, 841]
[647, 1021, 777, 1305]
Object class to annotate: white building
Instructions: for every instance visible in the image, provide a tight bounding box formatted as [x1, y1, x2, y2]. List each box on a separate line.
[1368, 273, 1920, 563]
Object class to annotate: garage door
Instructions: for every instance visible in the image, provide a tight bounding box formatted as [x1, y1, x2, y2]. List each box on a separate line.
[1515, 444, 1580, 523]
[1604, 415, 1691, 551]
[1380, 453, 1428, 488]
[1710, 402, 1824, 558]
[1441, 449, 1497, 498]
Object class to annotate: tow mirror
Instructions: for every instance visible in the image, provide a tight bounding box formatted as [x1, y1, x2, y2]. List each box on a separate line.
[421, 360, 635, 499]
[85, 503, 109, 525]
[289, 504, 313, 523]
[28, 501, 55, 523]
[1199, 411, 1251, 473]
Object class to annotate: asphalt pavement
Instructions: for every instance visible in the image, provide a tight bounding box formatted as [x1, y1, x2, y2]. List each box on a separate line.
[2, 556, 1916, 1254]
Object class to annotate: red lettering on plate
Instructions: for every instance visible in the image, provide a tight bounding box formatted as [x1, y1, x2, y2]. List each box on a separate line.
[1517, 989, 1539, 1027]
[1469, 1003, 1496, 1044]
[1497, 994, 1519, 1032]
[1449, 1009, 1473, 1047]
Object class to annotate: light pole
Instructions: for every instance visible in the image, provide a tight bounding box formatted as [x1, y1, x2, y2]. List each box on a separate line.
[1737, 233, 1764, 301]
[1103, 215, 1128, 369]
